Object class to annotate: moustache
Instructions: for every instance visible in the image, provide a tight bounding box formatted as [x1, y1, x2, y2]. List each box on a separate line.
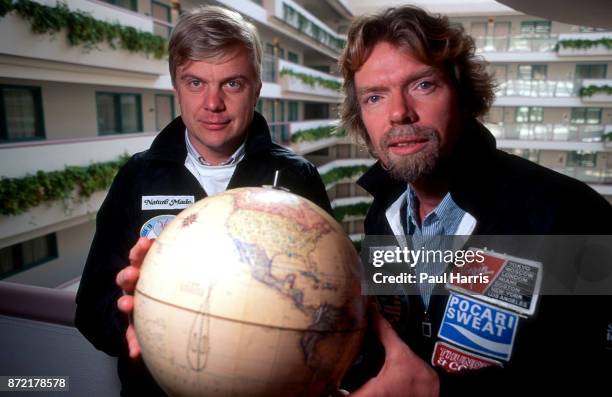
[380, 125, 439, 148]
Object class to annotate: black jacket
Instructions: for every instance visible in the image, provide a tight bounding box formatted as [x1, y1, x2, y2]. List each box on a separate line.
[75, 112, 332, 396]
[349, 121, 612, 395]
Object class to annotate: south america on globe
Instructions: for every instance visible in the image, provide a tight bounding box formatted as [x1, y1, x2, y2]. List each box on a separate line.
[134, 187, 366, 397]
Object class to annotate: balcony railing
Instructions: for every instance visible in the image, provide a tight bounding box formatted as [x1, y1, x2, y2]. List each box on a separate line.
[278, 59, 342, 99]
[475, 34, 558, 53]
[278, 0, 345, 52]
[487, 123, 608, 142]
[496, 80, 578, 97]
[0, 132, 156, 178]
[558, 32, 612, 56]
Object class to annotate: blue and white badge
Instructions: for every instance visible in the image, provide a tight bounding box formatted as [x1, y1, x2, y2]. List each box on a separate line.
[438, 293, 519, 361]
[140, 215, 176, 239]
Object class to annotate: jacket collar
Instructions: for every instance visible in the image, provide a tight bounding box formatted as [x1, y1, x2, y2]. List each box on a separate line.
[143, 111, 273, 163]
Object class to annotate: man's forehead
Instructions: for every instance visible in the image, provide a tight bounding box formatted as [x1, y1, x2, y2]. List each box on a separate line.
[176, 47, 255, 77]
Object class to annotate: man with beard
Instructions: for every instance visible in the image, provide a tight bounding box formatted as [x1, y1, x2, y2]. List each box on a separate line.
[337, 5, 612, 397]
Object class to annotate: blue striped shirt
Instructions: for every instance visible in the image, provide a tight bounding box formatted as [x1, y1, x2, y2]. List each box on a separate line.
[406, 187, 466, 309]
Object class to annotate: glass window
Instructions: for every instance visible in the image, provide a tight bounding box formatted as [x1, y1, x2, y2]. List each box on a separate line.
[0, 234, 58, 279]
[0, 85, 44, 143]
[151, 1, 170, 22]
[520, 20, 551, 35]
[151, 1, 171, 37]
[288, 101, 298, 121]
[570, 108, 602, 125]
[518, 65, 547, 80]
[96, 93, 142, 135]
[100, 0, 137, 11]
[288, 51, 299, 63]
[155, 94, 175, 130]
[575, 64, 607, 79]
[515, 107, 543, 123]
[567, 151, 596, 167]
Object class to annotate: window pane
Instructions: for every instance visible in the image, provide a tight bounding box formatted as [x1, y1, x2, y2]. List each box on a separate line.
[4, 88, 38, 140]
[515, 107, 529, 122]
[1, 234, 56, 278]
[97, 94, 117, 134]
[22, 236, 49, 265]
[585, 108, 602, 124]
[0, 246, 15, 275]
[120, 95, 140, 133]
[288, 101, 298, 121]
[570, 108, 586, 124]
[529, 107, 543, 123]
[575, 64, 607, 79]
[532, 65, 547, 80]
[518, 65, 532, 80]
[151, 1, 170, 21]
[535, 21, 551, 34]
[155, 95, 173, 130]
[288, 51, 299, 63]
[114, 0, 136, 11]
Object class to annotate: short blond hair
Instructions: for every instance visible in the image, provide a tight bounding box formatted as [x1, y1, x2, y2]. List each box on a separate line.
[339, 6, 495, 146]
[168, 5, 262, 84]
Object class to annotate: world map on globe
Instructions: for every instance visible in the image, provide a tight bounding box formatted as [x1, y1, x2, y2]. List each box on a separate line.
[134, 187, 366, 397]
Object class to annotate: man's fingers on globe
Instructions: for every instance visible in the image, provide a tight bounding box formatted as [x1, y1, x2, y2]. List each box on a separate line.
[116, 266, 140, 293]
[128, 237, 154, 267]
[126, 324, 141, 359]
[117, 294, 134, 314]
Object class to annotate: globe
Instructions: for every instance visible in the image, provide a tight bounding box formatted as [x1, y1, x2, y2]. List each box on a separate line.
[134, 187, 366, 397]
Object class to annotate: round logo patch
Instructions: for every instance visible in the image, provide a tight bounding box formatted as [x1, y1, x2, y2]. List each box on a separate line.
[140, 215, 176, 239]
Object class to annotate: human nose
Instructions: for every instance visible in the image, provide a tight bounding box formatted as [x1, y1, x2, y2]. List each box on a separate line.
[203, 86, 225, 112]
[389, 92, 417, 125]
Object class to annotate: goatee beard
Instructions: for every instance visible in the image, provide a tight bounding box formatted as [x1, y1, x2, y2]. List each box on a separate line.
[379, 125, 441, 183]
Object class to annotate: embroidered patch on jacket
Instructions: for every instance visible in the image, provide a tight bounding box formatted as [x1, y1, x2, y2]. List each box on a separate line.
[141, 195, 194, 210]
[446, 249, 542, 316]
[140, 215, 176, 239]
[438, 293, 519, 361]
[431, 341, 503, 373]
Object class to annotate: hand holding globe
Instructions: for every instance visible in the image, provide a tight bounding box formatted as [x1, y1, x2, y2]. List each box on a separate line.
[118, 187, 367, 397]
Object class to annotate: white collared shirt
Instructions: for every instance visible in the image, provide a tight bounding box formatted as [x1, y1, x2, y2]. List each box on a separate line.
[184, 130, 246, 196]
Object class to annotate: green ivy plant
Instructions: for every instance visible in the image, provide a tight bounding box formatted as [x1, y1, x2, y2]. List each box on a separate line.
[0, 0, 167, 59]
[291, 126, 345, 143]
[603, 132, 612, 142]
[333, 201, 370, 222]
[280, 68, 342, 91]
[579, 85, 612, 97]
[0, 154, 129, 216]
[321, 165, 370, 186]
[558, 37, 612, 50]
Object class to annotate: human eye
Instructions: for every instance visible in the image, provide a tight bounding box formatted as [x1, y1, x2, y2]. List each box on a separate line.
[414, 79, 437, 93]
[363, 94, 382, 105]
[225, 79, 243, 91]
[187, 79, 202, 89]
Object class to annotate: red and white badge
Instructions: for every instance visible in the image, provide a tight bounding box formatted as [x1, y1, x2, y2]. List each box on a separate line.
[446, 248, 542, 316]
[431, 341, 503, 373]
